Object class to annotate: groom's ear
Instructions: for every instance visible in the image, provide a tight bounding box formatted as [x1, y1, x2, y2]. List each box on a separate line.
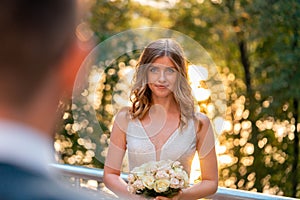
[59, 38, 94, 96]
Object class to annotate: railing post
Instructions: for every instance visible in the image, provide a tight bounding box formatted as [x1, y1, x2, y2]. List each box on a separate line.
[74, 177, 81, 188]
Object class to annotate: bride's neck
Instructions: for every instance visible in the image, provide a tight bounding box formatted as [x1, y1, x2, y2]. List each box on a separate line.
[151, 98, 179, 114]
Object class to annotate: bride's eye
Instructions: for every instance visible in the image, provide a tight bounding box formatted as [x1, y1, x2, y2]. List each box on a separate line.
[149, 66, 159, 73]
[166, 67, 176, 74]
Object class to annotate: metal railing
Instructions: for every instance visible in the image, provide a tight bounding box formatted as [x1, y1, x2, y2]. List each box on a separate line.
[50, 164, 297, 200]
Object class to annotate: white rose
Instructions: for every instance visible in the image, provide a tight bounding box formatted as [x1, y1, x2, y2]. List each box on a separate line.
[174, 168, 187, 180]
[133, 179, 145, 190]
[127, 185, 136, 194]
[127, 174, 135, 183]
[172, 161, 181, 168]
[174, 167, 183, 174]
[132, 167, 145, 178]
[157, 160, 172, 171]
[142, 175, 155, 189]
[169, 169, 175, 177]
[154, 179, 170, 193]
[179, 180, 185, 188]
[142, 161, 155, 170]
[182, 171, 189, 186]
[170, 177, 180, 189]
[155, 170, 170, 179]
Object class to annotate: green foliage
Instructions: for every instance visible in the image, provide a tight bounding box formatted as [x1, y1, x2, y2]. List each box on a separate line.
[89, 0, 131, 41]
[249, 1, 300, 197]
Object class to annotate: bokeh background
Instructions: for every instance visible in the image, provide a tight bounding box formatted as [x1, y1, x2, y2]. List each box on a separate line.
[54, 0, 300, 198]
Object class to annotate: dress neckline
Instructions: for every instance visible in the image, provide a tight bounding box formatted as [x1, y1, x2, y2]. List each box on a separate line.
[136, 119, 179, 161]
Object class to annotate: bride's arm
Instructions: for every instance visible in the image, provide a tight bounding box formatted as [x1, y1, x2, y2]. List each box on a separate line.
[103, 109, 147, 200]
[103, 120, 128, 198]
[176, 114, 218, 200]
[178, 150, 218, 200]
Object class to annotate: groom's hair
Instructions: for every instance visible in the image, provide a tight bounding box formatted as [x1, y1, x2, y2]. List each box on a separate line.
[0, 0, 76, 107]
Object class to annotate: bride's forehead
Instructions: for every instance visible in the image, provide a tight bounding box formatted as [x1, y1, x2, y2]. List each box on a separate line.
[152, 56, 176, 67]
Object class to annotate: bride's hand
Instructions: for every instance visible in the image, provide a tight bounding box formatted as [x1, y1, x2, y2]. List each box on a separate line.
[154, 190, 182, 200]
[132, 194, 155, 200]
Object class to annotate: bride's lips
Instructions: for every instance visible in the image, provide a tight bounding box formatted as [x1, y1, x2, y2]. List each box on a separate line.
[154, 84, 168, 89]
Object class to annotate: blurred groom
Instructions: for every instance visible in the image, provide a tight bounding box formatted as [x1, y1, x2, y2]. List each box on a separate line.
[0, 0, 112, 199]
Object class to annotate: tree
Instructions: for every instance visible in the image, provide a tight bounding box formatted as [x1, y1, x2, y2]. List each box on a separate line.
[251, 0, 300, 196]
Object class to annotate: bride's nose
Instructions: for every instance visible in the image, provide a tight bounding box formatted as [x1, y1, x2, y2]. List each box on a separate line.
[158, 71, 166, 83]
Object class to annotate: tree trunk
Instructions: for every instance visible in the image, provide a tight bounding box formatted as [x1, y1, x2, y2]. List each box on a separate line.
[232, 18, 252, 95]
[292, 99, 299, 197]
[291, 11, 299, 197]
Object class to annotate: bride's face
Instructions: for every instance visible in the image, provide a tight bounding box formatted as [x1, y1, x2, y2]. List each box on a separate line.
[147, 56, 178, 99]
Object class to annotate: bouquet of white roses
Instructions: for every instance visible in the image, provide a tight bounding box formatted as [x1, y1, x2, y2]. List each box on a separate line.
[127, 160, 189, 198]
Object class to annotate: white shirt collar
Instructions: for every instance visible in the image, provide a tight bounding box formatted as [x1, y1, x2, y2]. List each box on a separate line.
[0, 120, 55, 175]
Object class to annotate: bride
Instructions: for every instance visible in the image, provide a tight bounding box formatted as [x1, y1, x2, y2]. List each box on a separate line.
[103, 38, 218, 200]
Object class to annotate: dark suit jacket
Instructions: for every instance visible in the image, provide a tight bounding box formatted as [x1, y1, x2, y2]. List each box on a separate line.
[0, 163, 101, 200]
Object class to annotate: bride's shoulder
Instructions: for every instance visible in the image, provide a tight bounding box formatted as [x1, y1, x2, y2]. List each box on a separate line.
[113, 107, 132, 132]
[115, 107, 131, 118]
[194, 112, 210, 124]
[193, 112, 211, 133]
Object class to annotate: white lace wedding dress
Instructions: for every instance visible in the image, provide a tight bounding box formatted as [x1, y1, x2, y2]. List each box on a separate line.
[126, 119, 197, 175]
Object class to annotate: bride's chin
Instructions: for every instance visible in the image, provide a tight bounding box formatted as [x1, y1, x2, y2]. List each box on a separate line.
[152, 90, 173, 97]
[153, 94, 172, 99]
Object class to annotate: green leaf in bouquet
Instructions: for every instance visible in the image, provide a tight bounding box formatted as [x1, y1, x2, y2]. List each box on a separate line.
[140, 188, 181, 198]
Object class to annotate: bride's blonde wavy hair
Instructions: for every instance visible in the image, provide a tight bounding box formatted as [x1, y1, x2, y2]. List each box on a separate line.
[129, 38, 195, 129]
